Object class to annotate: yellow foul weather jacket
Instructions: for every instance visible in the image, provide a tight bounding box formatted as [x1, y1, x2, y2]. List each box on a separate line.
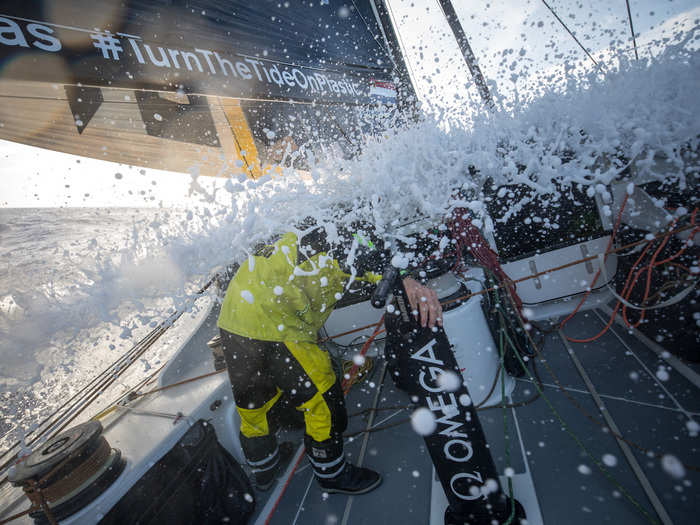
[217, 232, 381, 343]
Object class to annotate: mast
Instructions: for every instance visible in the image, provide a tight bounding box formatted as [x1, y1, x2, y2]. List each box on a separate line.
[435, 0, 494, 108]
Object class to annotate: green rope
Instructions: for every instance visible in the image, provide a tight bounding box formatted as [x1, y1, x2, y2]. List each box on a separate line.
[489, 276, 659, 525]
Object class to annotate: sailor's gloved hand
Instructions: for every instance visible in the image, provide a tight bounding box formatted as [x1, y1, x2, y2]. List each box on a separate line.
[402, 277, 443, 329]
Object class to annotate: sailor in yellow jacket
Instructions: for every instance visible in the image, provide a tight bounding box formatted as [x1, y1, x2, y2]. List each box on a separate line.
[218, 225, 442, 494]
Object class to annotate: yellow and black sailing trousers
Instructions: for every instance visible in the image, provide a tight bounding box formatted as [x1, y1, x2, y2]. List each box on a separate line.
[220, 329, 348, 479]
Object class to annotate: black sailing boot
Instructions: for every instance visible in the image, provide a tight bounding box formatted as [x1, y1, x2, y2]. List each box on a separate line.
[316, 462, 382, 495]
[252, 442, 295, 491]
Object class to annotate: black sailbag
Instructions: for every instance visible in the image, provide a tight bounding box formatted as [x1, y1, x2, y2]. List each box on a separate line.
[374, 267, 526, 525]
[101, 419, 254, 525]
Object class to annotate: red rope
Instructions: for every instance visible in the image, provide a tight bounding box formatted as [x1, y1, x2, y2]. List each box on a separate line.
[561, 195, 698, 342]
[621, 209, 698, 328]
[263, 447, 307, 525]
[342, 319, 386, 394]
[559, 193, 630, 342]
[447, 207, 523, 312]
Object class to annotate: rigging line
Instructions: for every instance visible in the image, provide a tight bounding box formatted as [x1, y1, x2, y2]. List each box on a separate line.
[592, 309, 698, 423]
[367, 407, 404, 430]
[328, 112, 360, 152]
[559, 330, 673, 525]
[347, 405, 414, 418]
[0, 322, 164, 472]
[0, 277, 216, 480]
[539, 0, 603, 70]
[514, 377, 700, 416]
[290, 472, 315, 525]
[598, 303, 700, 389]
[343, 417, 410, 439]
[624, 0, 639, 60]
[341, 361, 387, 525]
[385, 0, 426, 101]
[349, 0, 396, 70]
[506, 319, 659, 524]
[262, 445, 307, 525]
[40, 330, 170, 443]
[500, 283, 700, 474]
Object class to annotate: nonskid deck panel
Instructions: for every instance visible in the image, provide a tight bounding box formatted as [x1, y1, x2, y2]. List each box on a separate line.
[3, 302, 695, 525]
[260, 308, 699, 524]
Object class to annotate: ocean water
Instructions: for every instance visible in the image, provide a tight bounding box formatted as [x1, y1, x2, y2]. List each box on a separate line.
[0, 207, 206, 446]
[1, 209, 158, 378]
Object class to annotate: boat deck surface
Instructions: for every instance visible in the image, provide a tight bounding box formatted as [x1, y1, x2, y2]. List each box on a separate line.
[1, 302, 697, 525]
[251, 307, 700, 525]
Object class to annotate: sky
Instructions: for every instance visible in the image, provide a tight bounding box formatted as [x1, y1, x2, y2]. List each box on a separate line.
[1, 0, 699, 207]
[386, 0, 700, 108]
[0, 139, 232, 208]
